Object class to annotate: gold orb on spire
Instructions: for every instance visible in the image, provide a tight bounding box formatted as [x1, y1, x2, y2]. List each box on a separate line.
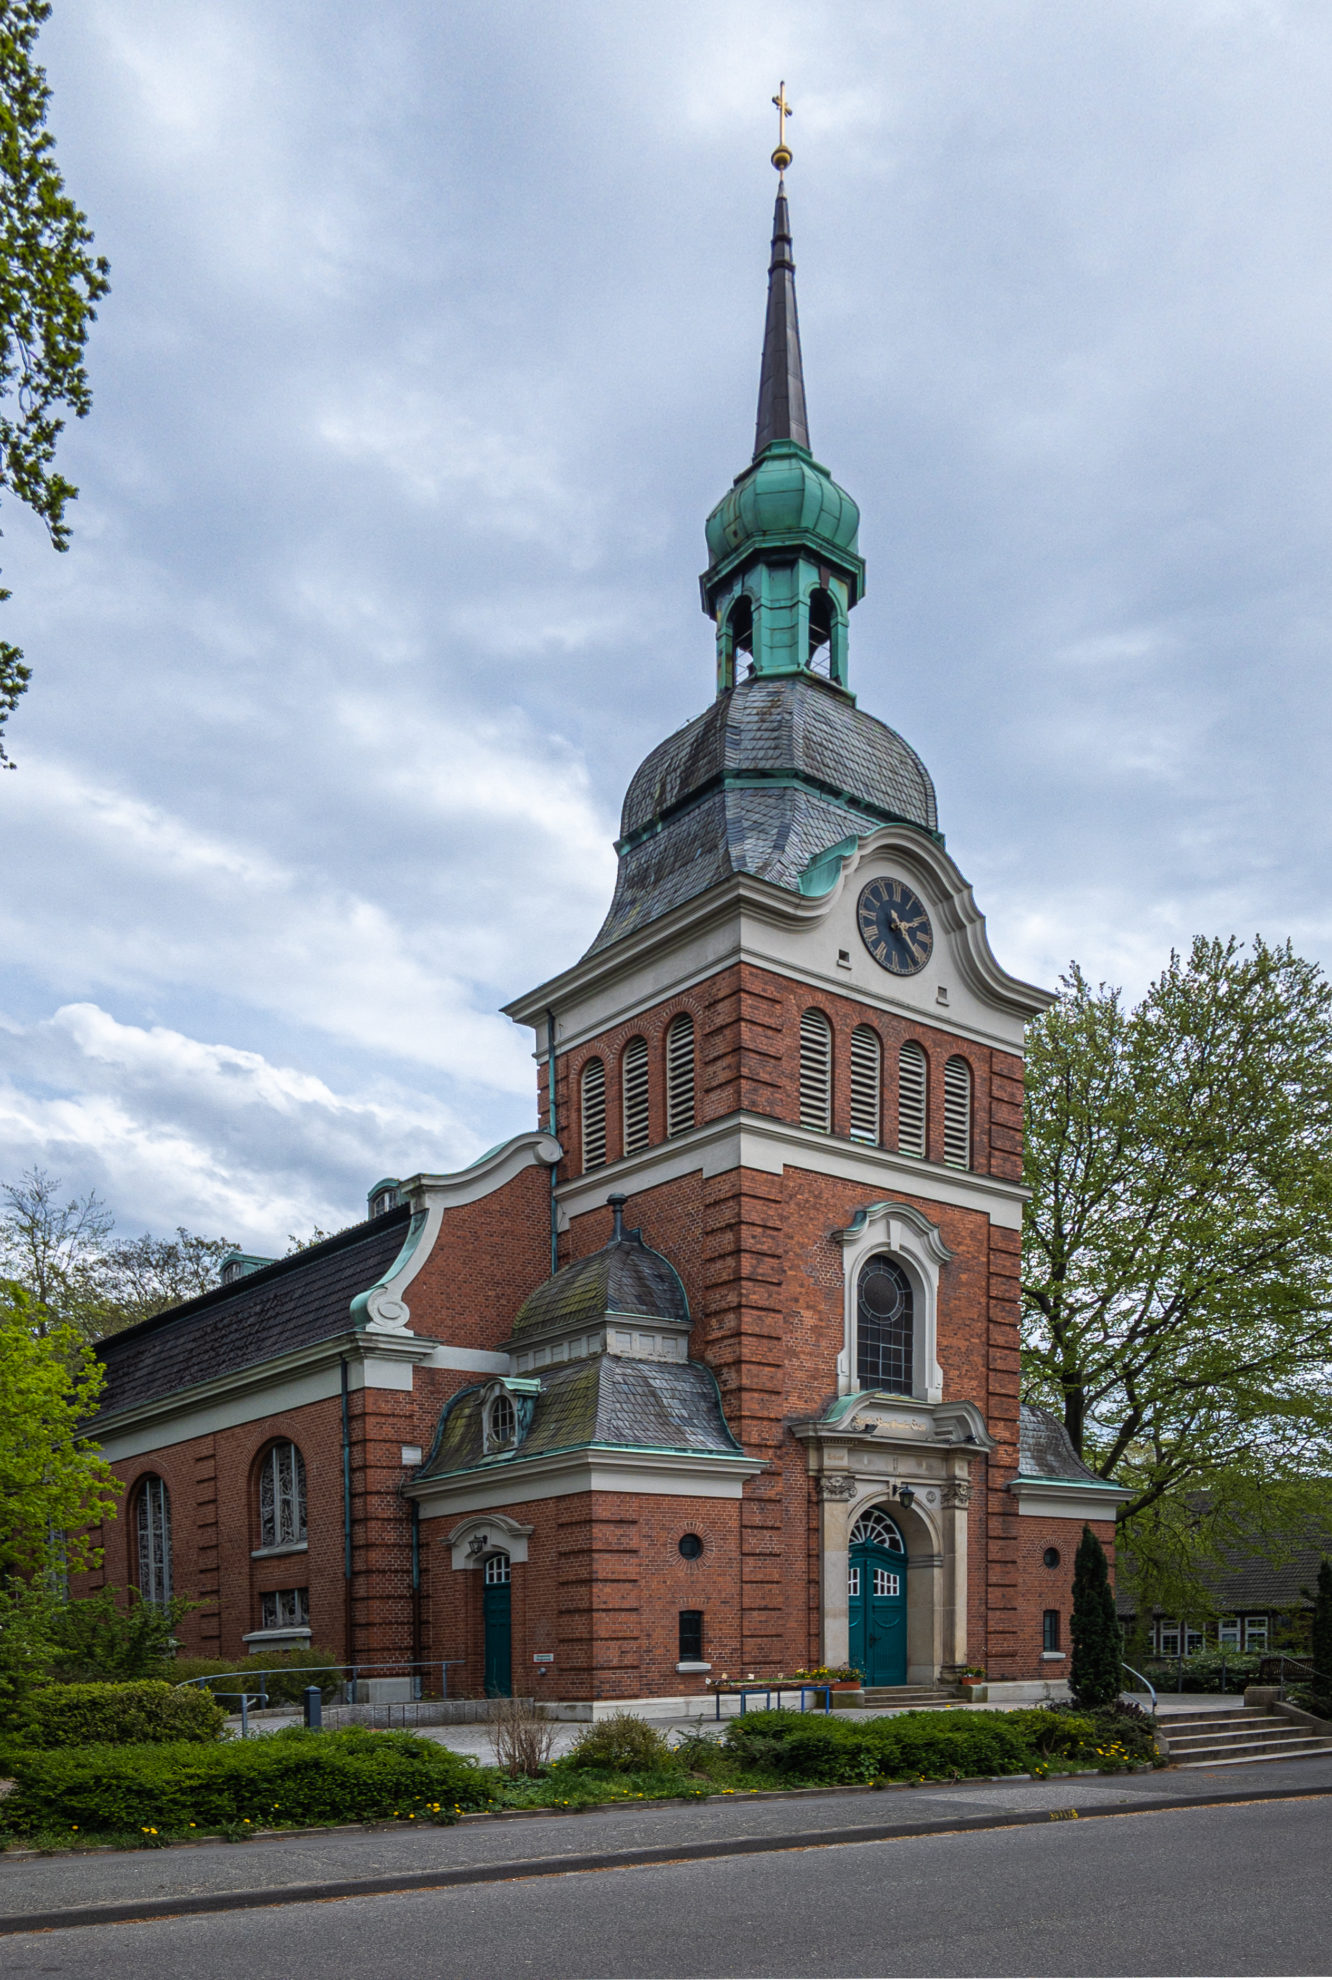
[771, 80, 794, 172]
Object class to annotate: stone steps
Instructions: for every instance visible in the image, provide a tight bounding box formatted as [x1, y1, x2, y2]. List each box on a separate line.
[861, 1686, 960, 1709]
[1159, 1709, 1332, 1769]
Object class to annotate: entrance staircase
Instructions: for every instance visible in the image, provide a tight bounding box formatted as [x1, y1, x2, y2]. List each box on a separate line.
[861, 1685, 960, 1710]
[1161, 1707, 1332, 1768]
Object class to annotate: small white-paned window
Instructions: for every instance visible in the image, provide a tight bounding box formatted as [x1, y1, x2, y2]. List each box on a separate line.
[897, 1040, 927, 1157]
[1184, 1625, 1204, 1655]
[135, 1475, 172, 1606]
[847, 1566, 860, 1598]
[798, 1008, 833, 1132]
[665, 1013, 696, 1137]
[849, 1025, 882, 1144]
[259, 1441, 307, 1548]
[1157, 1620, 1180, 1656]
[1244, 1616, 1269, 1650]
[943, 1056, 972, 1170]
[622, 1036, 650, 1154]
[484, 1551, 512, 1586]
[260, 1587, 309, 1630]
[1218, 1617, 1240, 1648]
[873, 1568, 900, 1598]
[580, 1058, 607, 1170]
[489, 1394, 516, 1446]
[849, 1508, 906, 1552]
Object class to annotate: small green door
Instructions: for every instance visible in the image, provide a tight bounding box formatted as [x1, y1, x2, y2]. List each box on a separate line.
[847, 1509, 908, 1687]
[483, 1553, 512, 1697]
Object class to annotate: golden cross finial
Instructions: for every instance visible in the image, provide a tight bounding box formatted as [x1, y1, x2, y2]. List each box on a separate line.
[771, 81, 794, 173]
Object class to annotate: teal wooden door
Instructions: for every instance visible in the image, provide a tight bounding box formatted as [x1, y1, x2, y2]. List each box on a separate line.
[847, 1509, 908, 1686]
[483, 1554, 512, 1697]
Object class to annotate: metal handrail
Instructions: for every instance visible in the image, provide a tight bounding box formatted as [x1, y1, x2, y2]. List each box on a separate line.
[1122, 1662, 1157, 1710]
[174, 1656, 466, 1705]
[1258, 1652, 1318, 1686]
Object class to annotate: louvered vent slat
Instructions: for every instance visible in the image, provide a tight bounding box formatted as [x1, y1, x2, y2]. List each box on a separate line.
[799, 1009, 833, 1132]
[897, 1040, 927, 1157]
[943, 1055, 972, 1170]
[622, 1036, 650, 1154]
[665, 1014, 695, 1137]
[581, 1058, 607, 1171]
[849, 1024, 881, 1145]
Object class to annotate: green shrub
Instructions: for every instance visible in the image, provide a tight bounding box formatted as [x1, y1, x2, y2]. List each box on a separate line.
[561, 1711, 676, 1774]
[0, 1726, 494, 1838]
[1007, 1703, 1158, 1769]
[722, 1708, 1034, 1784]
[169, 1648, 343, 1705]
[1140, 1651, 1263, 1695]
[45, 1590, 192, 1683]
[15, 1681, 226, 1748]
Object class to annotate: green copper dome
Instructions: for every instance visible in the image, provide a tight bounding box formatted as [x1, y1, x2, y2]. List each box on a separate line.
[705, 438, 860, 568]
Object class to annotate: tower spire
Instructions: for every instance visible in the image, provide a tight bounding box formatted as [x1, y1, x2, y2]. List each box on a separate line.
[754, 84, 809, 459]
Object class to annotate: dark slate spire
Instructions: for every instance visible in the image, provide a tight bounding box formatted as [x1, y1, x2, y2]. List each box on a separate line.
[753, 180, 810, 458]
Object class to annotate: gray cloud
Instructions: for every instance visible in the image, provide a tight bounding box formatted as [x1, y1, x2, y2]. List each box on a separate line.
[2, 0, 1332, 1244]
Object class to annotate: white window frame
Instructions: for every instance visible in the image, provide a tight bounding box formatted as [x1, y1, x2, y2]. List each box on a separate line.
[1157, 1620, 1181, 1656]
[1243, 1616, 1269, 1650]
[484, 1551, 512, 1587]
[835, 1200, 950, 1401]
[1217, 1617, 1240, 1648]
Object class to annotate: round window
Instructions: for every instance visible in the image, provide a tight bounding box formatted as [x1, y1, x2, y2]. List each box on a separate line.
[1043, 1547, 1061, 1569]
[678, 1533, 704, 1560]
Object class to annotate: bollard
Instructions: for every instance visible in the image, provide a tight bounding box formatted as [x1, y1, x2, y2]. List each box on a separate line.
[303, 1684, 323, 1730]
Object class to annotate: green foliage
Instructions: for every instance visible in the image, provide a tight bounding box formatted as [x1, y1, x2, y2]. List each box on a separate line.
[45, 1588, 190, 1682]
[0, 1, 110, 761]
[14, 1679, 225, 1747]
[561, 1710, 675, 1773]
[1311, 1558, 1332, 1689]
[1071, 1525, 1123, 1709]
[721, 1708, 1034, 1784]
[1139, 1650, 1265, 1694]
[1008, 1703, 1159, 1769]
[170, 1648, 343, 1706]
[0, 1575, 55, 1723]
[0, 1282, 117, 1576]
[0, 1726, 494, 1838]
[1023, 942, 1332, 1613]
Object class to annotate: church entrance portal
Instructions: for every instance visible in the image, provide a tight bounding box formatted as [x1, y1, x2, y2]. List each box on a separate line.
[847, 1508, 908, 1686]
[483, 1552, 512, 1696]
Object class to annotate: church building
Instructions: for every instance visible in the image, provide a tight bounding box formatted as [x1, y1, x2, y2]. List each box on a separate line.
[76, 146, 1130, 1707]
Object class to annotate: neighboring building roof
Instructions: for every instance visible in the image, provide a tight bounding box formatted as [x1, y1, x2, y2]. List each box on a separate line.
[1017, 1404, 1108, 1486]
[91, 1205, 413, 1420]
[1117, 1518, 1332, 1617]
[588, 673, 938, 954]
[509, 1228, 688, 1342]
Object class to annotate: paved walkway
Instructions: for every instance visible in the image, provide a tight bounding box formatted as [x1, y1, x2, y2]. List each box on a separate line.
[2, 1747, 1329, 1929]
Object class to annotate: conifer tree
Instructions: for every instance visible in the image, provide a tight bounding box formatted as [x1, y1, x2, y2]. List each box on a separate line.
[1312, 1557, 1332, 1694]
[1070, 1524, 1123, 1709]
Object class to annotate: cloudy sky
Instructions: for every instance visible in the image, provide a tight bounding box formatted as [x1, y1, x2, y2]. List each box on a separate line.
[2, 0, 1331, 1251]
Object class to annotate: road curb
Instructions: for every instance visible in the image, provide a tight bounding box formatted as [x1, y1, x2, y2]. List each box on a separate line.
[1, 1781, 1329, 1936]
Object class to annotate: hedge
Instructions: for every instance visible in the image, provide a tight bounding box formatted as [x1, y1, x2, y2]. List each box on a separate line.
[0, 1726, 496, 1838]
[722, 1709, 1035, 1783]
[169, 1649, 344, 1706]
[14, 1682, 227, 1749]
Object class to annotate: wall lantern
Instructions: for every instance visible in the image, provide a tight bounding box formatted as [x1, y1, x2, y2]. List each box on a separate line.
[467, 1533, 489, 1558]
[897, 1485, 916, 1511]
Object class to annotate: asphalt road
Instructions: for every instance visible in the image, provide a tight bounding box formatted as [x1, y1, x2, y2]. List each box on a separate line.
[3, 1791, 1329, 1980]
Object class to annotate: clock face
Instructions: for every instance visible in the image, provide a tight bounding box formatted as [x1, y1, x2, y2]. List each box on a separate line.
[857, 877, 934, 976]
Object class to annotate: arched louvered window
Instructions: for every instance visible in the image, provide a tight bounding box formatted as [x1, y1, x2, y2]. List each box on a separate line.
[135, 1475, 172, 1605]
[580, 1058, 607, 1170]
[856, 1255, 915, 1394]
[849, 1025, 882, 1144]
[898, 1040, 927, 1158]
[622, 1036, 650, 1155]
[259, 1441, 307, 1548]
[943, 1056, 972, 1170]
[799, 1009, 833, 1132]
[665, 1013, 696, 1137]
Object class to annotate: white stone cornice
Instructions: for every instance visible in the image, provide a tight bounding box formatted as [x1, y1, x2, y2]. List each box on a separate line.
[555, 1109, 1029, 1229]
[405, 1446, 766, 1519]
[353, 1131, 561, 1332]
[1011, 1476, 1134, 1520]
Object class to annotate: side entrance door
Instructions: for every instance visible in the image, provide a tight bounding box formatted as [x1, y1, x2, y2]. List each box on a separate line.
[483, 1552, 512, 1697]
[847, 1509, 908, 1686]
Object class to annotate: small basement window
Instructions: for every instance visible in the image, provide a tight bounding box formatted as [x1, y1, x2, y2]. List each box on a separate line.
[261, 1588, 309, 1630]
[678, 1610, 704, 1662]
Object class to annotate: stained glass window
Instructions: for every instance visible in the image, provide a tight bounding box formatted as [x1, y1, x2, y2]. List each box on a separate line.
[259, 1441, 307, 1548]
[135, 1475, 172, 1605]
[856, 1255, 914, 1394]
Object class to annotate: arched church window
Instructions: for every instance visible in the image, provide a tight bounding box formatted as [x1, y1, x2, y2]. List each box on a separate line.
[897, 1040, 927, 1158]
[665, 1014, 696, 1137]
[622, 1036, 650, 1155]
[849, 1507, 906, 1552]
[799, 1008, 833, 1132]
[943, 1056, 972, 1170]
[134, 1475, 172, 1605]
[849, 1025, 882, 1144]
[807, 587, 834, 675]
[259, 1441, 307, 1548]
[581, 1059, 607, 1170]
[856, 1255, 915, 1394]
[489, 1394, 516, 1447]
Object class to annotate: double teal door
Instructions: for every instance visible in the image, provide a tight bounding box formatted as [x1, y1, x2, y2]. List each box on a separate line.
[483, 1580, 512, 1697]
[848, 1541, 908, 1686]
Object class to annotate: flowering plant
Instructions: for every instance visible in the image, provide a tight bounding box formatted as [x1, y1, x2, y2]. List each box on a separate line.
[784, 1666, 862, 1685]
